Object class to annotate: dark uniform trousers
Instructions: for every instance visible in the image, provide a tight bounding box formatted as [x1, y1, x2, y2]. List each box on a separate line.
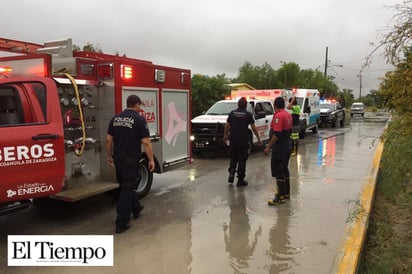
[113, 154, 142, 229]
[229, 143, 249, 180]
[271, 144, 292, 196]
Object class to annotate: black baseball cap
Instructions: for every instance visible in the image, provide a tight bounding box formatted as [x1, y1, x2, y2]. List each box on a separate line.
[127, 95, 144, 107]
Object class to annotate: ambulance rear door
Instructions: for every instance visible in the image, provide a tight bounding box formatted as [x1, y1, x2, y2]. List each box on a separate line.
[0, 78, 65, 203]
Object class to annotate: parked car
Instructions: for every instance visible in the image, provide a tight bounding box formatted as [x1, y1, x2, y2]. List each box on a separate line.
[319, 100, 345, 128]
[350, 102, 365, 117]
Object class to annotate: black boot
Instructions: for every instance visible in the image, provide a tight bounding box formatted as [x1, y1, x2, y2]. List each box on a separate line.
[277, 179, 286, 198]
[236, 178, 248, 187]
[291, 142, 297, 156]
[228, 169, 235, 183]
[285, 178, 290, 199]
[268, 194, 286, 205]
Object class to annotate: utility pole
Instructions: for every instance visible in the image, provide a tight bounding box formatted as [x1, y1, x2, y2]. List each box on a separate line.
[324, 46, 328, 77]
[358, 73, 362, 99]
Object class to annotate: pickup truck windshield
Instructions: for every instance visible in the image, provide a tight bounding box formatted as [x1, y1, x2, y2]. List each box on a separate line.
[320, 103, 335, 110]
[205, 101, 238, 115]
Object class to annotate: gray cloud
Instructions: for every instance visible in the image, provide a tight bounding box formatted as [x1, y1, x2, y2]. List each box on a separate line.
[1, 0, 398, 94]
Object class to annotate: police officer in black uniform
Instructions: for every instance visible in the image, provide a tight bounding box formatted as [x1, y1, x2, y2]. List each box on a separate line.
[106, 95, 155, 233]
[224, 97, 261, 186]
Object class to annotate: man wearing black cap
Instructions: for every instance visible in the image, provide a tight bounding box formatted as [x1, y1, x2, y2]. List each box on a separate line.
[224, 97, 261, 187]
[106, 94, 155, 233]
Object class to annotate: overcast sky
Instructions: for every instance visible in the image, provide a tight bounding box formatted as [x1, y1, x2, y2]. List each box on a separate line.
[1, 0, 400, 97]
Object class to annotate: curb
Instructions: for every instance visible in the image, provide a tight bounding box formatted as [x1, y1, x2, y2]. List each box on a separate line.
[331, 137, 385, 273]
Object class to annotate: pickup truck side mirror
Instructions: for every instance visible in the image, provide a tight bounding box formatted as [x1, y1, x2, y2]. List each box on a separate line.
[255, 111, 266, 119]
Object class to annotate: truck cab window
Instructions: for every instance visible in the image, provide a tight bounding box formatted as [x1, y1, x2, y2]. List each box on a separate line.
[0, 83, 47, 126]
[0, 88, 23, 125]
[32, 83, 47, 120]
[262, 102, 274, 115]
[254, 103, 264, 114]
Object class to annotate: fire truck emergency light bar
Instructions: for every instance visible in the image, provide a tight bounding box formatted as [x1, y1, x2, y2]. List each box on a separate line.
[0, 66, 12, 74]
[0, 58, 47, 77]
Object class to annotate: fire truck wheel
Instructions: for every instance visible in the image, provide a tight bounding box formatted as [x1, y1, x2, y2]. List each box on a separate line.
[134, 158, 153, 199]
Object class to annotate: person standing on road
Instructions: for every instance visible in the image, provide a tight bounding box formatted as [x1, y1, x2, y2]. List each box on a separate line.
[106, 95, 155, 233]
[287, 96, 301, 156]
[264, 97, 292, 205]
[224, 97, 262, 187]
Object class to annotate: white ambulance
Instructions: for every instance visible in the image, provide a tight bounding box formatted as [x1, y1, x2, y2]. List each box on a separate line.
[289, 88, 321, 138]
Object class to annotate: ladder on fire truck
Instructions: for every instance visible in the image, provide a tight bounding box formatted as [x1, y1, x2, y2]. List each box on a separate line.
[0, 37, 73, 57]
[0, 37, 44, 54]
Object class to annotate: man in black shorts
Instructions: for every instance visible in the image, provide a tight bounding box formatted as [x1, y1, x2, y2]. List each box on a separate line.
[106, 95, 155, 233]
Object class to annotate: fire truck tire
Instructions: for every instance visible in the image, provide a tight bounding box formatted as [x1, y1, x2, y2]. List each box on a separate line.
[32, 197, 64, 211]
[135, 158, 153, 199]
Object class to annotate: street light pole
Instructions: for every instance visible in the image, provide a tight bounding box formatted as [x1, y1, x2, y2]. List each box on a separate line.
[358, 73, 362, 99]
[324, 46, 328, 77]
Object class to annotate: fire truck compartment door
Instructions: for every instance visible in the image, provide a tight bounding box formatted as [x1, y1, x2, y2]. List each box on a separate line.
[0, 78, 65, 203]
[161, 89, 190, 164]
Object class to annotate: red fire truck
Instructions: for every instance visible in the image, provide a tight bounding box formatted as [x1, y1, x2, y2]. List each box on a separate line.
[0, 38, 191, 216]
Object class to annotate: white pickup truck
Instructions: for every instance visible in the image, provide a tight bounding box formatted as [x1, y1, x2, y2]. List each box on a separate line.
[191, 99, 274, 154]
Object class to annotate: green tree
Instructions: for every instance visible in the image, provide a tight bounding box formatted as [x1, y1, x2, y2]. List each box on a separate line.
[235, 61, 279, 88]
[379, 51, 412, 114]
[83, 43, 102, 53]
[337, 88, 354, 108]
[299, 68, 325, 88]
[367, 0, 412, 113]
[234, 61, 339, 97]
[277, 62, 301, 88]
[321, 79, 339, 99]
[361, 94, 376, 107]
[73, 43, 103, 53]
[368, 89, 384, 108]
[191, 73, 230, 117]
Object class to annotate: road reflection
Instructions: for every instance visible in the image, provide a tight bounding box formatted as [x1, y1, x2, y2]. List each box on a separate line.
[223, 189, 262, 272]
[265, 204, 295, 273]
[317, 137, 336, 167]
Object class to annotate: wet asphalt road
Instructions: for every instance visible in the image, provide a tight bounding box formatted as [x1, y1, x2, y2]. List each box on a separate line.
[0, 111, 390, 274]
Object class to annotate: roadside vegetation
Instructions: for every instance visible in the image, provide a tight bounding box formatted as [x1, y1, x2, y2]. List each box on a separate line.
[190, 63, 375, 117]
[359, 115, 412, 273]
[358, 1, 412, 272]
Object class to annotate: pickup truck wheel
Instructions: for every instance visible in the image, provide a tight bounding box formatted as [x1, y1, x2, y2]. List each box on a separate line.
[331, 119, 336, 128]
[135, 158, 153, 199]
